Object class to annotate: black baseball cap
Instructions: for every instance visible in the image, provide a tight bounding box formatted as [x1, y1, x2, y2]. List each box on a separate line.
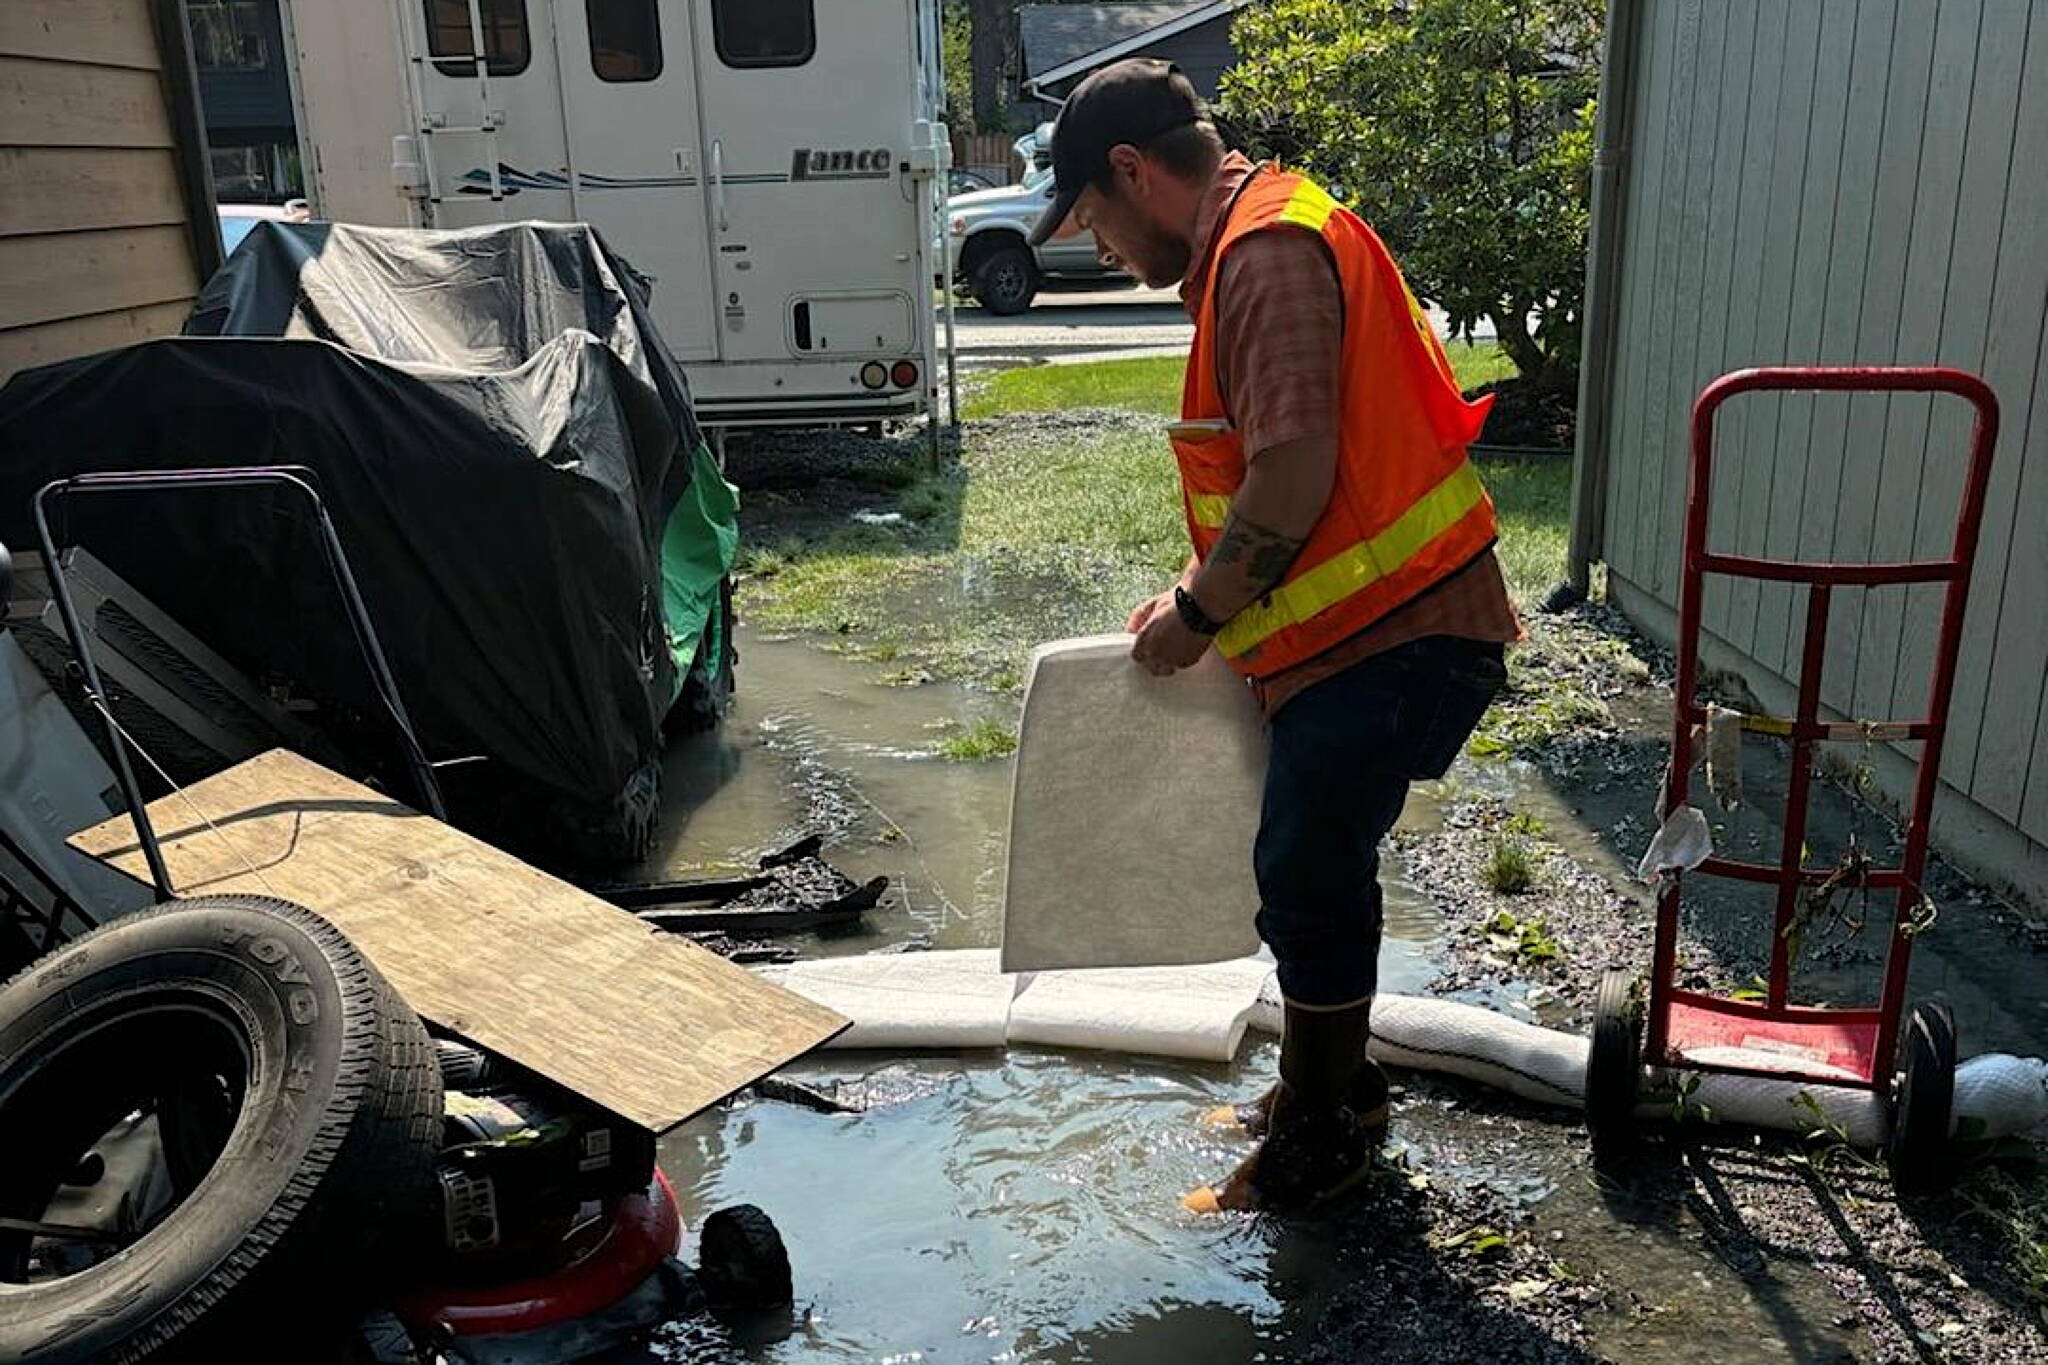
[1028, 59, 1203, 246]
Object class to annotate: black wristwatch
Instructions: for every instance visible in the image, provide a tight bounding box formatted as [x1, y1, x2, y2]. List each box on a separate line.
[1173, 584, 1223, 636]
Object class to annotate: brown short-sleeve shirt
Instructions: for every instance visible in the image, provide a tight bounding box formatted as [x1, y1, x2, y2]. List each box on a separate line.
[1179, 153, 1522, 716]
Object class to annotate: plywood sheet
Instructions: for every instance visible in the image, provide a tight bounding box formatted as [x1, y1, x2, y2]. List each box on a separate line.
[73, 751, 848, 1134]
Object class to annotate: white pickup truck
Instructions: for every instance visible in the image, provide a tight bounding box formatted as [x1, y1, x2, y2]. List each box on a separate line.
[943, 129, 1126, 313]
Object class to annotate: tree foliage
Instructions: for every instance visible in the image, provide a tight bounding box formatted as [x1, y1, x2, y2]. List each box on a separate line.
[941, 0, 973, 130]
[1220, 0, 1603, 391]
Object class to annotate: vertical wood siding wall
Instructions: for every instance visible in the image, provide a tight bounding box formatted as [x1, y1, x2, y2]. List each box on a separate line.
[1595, 0, 2047, 897]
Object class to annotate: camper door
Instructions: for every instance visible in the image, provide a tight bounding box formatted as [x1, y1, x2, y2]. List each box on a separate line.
[688, 0, 921, 380]
[554, 0, 719, 360]
[405, 1, 720, 361]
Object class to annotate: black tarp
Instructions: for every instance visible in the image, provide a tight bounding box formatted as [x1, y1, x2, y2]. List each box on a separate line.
[0, 221, 711, 864]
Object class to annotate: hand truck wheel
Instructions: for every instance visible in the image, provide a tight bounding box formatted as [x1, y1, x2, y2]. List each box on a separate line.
[1586, 968, 1643, 1149]
[1889, 1000, 1957, 1192]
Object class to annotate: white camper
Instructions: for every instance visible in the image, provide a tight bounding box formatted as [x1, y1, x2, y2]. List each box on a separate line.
[284, 0, 949, 429]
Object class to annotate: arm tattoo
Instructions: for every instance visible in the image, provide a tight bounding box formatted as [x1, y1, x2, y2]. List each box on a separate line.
[1210, 511, 1306, 593]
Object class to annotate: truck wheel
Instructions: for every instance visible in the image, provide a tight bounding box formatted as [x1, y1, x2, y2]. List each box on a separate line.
[0, 896, 443, 1363]
[971, 244, 1039, 315]
[1585, 968, 1642, 1151]
[1889, 1001, 1957, 1193]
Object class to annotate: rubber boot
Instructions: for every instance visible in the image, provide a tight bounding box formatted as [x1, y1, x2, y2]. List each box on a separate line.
[1183, 999, 1378, 1215]
[1197, 1056, 1389, 1141]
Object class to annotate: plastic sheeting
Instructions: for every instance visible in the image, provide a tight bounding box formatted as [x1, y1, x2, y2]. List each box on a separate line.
[0, 221, 735, 863]
[189, 218, 737, 693]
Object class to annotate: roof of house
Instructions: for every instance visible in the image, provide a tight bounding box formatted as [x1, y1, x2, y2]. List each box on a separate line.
[1017, 3, 1208, 81]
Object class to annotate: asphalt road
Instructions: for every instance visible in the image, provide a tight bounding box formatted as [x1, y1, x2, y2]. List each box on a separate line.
[946, 281, 1192, 369]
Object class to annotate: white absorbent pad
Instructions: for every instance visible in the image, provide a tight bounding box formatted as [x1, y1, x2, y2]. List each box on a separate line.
[769, 954, 2048, 1142]
[1001, 635, 1266, 973]
[760, 951, 1013, 1050]
[1006, 957, 1278, 1061]
[762, 950, 1274, 1063]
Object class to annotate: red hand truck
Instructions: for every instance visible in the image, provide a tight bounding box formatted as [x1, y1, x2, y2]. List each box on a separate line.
[1584, 366, 2000, 1187]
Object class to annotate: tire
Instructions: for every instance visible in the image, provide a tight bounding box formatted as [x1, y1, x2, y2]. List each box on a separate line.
[1585, 968, 1643, 1150]
[0, 896, 443, 1363]
[696, 1204, 792, 1310]
[1889, 1001, 1957, 1193]
[970, 243, 1040, 315]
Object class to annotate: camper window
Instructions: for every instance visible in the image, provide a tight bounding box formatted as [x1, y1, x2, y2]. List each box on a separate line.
[588, 0, 662, 82]
[712, 0, 815, 69]
[425, 0, 530, 77]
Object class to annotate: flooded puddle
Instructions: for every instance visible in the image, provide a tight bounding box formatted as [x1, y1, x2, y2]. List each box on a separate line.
[613, 629, 1928, 1364]
[638, 631, 1016, 952]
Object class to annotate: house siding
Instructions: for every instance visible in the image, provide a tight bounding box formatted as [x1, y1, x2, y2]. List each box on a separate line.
[1588, 0, 2048, 908]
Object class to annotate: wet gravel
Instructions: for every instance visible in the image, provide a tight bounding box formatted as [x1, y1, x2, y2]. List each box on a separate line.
[1397, 599, 2048, 1363]
[1398, 791, 1647, 1023]
[1301, 1157, 1608, 1364]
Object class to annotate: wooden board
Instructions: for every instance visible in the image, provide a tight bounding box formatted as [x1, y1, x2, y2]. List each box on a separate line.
[0, 225, 196, 331]
[0, 147, 187, 237]
[0, 0, 162, 71]
[72, 751, 848, 1135]
[0, 57, 173, 149]
[0, 299, 188, 385]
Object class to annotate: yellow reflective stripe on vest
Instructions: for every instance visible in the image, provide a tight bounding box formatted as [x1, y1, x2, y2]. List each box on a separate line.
[1217, 460, 1487, 658]
[1275, 178, 1338, 232]
[1190, 492, 1232, 529]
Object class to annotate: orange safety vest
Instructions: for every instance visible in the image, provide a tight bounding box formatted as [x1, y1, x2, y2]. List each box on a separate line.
[1175, 166, 1499, 679]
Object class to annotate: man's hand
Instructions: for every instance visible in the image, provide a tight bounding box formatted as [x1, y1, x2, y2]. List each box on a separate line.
[1130, 598, 1212, 676]
[1126, 590, 1175, 634]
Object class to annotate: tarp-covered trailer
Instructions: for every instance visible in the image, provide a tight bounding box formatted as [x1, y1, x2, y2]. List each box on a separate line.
[0, 220, 737, 866]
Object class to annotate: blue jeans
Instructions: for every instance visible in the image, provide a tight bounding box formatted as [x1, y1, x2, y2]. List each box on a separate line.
[1255, 636, 1506, 1007]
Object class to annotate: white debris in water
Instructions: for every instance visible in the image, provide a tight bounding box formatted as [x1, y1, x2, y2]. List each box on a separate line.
[853, 509, 906, 526]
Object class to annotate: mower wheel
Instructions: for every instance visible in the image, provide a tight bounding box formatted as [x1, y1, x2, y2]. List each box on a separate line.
[697, 1203, 792, 1310]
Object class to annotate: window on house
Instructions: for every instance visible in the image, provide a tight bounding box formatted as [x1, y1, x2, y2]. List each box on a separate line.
[588, 0, 662, 82]
[188, 2, 270, 72]
[425, 0, 530, 78]
[712, 0, 814, 69]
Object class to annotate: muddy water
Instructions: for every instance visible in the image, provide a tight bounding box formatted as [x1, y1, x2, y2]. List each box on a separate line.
[628, 630, 1862, 1364]
[639, 631, 1016, 951]
[643, 630, 1446, 986]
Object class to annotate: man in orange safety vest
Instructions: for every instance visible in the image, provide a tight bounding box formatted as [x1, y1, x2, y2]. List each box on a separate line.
[1031, 59, 1521, 1212]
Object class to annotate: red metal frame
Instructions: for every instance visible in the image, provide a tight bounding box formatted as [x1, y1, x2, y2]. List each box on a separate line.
[1647, 366, 1999, 1091]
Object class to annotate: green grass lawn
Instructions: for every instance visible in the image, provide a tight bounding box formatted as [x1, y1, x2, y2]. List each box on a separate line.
[956, 341, 1566, 602]
[740, 342, 1572, 689]
[962, 341, 1518, 421]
